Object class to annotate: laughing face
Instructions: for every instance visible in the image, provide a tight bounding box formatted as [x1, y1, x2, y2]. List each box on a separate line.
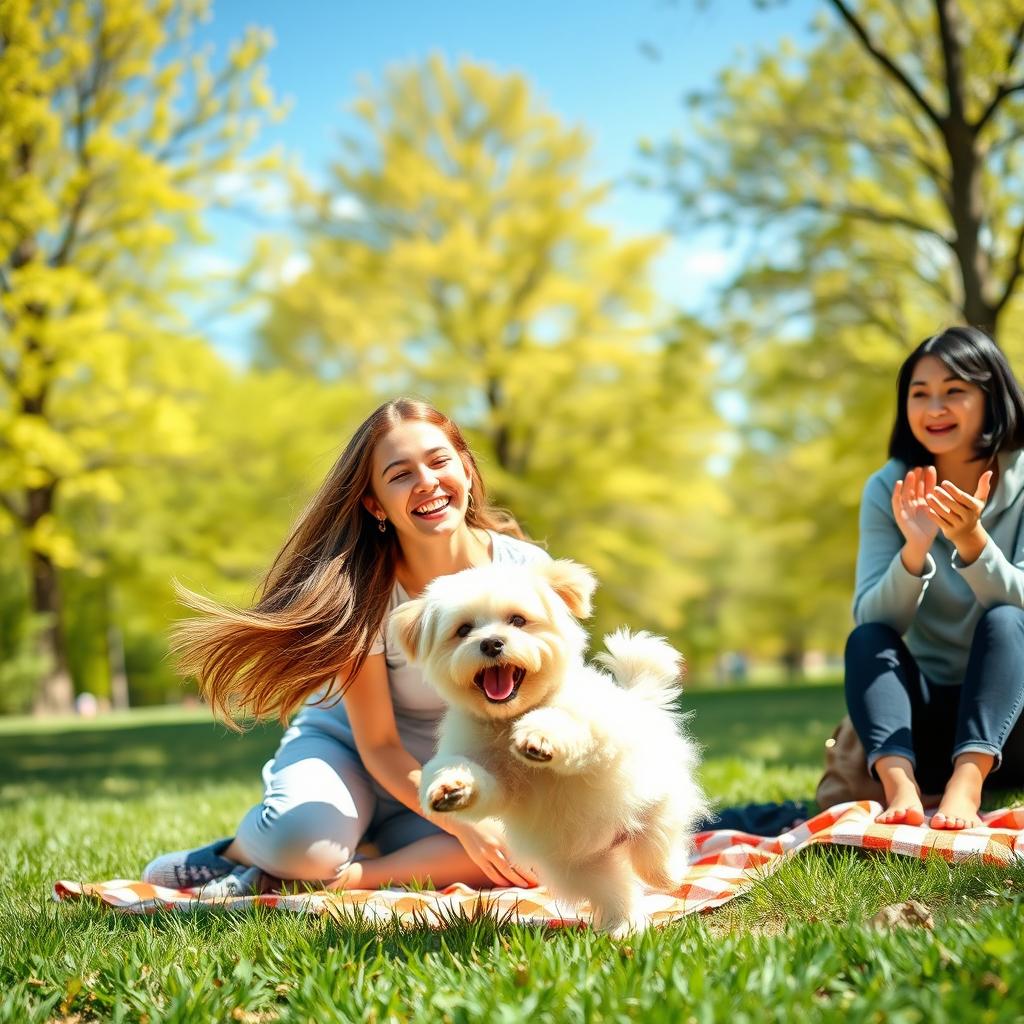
[389, 561, 596, 722]
[906, 354, 987, 459]
[363, 420, 473, 539]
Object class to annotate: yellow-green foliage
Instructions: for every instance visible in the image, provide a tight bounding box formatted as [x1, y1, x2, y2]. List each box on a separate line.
[0, 0, 283, 707]
[651, 1, 1024, 658]
[258, 57, 730, 643]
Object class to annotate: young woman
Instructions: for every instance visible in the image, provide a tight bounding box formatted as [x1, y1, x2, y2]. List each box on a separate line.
[143, 398, 546, 894]
[846, 326, 1024, 830]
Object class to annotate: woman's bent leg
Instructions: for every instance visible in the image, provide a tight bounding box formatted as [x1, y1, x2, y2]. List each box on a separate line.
[845, 623, 934, 823]
[951, 605, 1024, 769]
[231, 725, 377, 881]
[845, 623, 920, 770]
[934, 606, 1024, 829]
[330, 834, 494, 891]
[142, 724, 375, 890]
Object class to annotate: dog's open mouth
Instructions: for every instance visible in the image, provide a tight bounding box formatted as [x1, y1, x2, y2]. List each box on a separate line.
[473, 664, 526, 703]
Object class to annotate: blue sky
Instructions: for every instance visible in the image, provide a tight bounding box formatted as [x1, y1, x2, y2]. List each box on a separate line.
[195, 0, 819, 357]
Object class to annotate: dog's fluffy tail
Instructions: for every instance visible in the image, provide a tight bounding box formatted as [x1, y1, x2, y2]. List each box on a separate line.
[594, 628, 683, 711]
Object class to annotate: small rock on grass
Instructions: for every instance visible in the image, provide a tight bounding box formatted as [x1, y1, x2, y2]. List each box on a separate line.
[870, 900, 934, 930]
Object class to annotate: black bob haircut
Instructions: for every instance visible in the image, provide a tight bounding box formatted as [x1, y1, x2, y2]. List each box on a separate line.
[889, 326, 1024, 465]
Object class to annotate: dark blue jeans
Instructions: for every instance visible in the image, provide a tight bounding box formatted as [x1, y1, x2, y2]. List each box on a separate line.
[845, 606, 1024, 795]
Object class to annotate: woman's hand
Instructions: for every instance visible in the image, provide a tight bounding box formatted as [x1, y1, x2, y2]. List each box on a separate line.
[448, 817, 538, 888]
[892, 466, 939, 568]
[926, 471, 993, 564]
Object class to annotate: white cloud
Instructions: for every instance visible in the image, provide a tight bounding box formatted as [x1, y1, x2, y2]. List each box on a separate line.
[209, 170, 292, 215]
[329, 193, 365, 220]
[280, 252, 311, 283]
[190, 250, 238, 277]
[675, 243, 733, 281]
[653, 239, 738, 313]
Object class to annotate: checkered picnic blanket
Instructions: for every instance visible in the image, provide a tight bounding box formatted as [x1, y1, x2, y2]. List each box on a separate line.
[54, 801, 1024, 928]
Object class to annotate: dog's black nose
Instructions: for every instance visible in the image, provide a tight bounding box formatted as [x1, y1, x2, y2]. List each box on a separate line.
[480, 636, 504, 658]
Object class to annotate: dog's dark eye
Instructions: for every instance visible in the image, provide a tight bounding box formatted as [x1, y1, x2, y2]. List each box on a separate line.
[455, 623, 473, 638]
[509, 615, 527, 628]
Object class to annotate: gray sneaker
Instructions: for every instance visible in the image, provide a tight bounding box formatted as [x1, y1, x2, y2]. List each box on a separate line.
[141, 837, 239, 890]
[198, 863, 276, 899]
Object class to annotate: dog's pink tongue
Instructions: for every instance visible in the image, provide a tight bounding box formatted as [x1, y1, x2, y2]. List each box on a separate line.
[483, 665, 516, 701]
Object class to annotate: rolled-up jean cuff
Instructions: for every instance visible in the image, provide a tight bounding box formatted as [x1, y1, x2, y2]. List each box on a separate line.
[951, 742, 1002, 770]
[866, 746, 917, 779]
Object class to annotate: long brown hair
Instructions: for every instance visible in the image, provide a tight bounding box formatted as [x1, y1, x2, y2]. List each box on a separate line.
[172, 398, 524, 727]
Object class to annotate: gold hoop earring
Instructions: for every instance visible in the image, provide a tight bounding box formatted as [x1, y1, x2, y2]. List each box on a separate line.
[377, 516, 387, 533]
[467, 490, 476, 510]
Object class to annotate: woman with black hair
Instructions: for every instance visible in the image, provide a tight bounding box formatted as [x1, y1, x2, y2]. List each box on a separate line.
[846, 326, 1024, 830]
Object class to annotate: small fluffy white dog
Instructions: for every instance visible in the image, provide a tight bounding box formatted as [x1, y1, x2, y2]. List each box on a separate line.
[389, 558, 709, 936]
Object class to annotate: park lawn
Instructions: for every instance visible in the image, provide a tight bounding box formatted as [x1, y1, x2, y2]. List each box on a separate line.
[2, 685, 1024, 1023]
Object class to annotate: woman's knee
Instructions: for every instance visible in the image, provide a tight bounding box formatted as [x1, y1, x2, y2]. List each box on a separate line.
[845, 622, 901, 661]
[974, 604, 1024, 642]
[235, 800, 362, 880]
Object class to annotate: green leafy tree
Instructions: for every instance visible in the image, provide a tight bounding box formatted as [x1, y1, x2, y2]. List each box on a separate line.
[0, 0, 282, 712]
[649, 1, 1024, 665]
[657, 0, 1024, 341]
[259, 57, 729, 649]
[91, 363, 373, 705]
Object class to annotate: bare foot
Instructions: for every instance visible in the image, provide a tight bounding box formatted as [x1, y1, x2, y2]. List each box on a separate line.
[930, 753, 994, 830]
[327, 859, 365, 890]
[874, 755, 925, 826]
[876, 791, 925, 826]
[930, 807, 981, 830]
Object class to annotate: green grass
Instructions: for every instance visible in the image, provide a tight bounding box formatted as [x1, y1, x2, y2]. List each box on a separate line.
[2, 686, 1023, 1023]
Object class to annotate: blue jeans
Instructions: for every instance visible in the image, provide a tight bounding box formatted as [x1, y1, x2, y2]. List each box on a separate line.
[844, 606, 1024, 795]
[232, 722, 443, 881]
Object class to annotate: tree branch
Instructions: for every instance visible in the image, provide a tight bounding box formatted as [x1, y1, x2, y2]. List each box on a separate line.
[934, 0, 966, 126]
[976, 81, 1024, 133]
[1003, 16, 1024, 76]
[975, 17, 1024, 130]
[753, 195, 952, 245]
[993, 217, 1024, 318]
[778, 123, 947, 186]
[51, 80, 97, 267]
[826, 0, 943, 131]
[0, 490, 26, 526]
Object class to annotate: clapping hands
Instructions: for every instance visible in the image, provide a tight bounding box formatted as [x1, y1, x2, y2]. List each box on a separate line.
[892, 465, 993, 569]
[891, 466, 940, 550]
[925, 470, 993, 545]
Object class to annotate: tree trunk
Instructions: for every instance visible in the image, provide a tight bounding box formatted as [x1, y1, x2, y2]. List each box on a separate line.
[30, 548, 74, 715]
[780, 638, 805, 681]
[106, 587, 130, 711]
[945, 127, 997, 333]
[26, 480, 74, 715]
[485, 374, 512, 471]
[935, 0, 999, 333]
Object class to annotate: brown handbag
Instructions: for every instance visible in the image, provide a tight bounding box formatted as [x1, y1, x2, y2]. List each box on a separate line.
[814, 715, 885, 809]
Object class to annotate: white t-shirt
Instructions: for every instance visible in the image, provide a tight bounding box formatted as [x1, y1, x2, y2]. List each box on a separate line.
[293, 531, 551, 757]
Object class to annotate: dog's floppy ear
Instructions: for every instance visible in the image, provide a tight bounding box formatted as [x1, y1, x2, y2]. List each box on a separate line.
[388, 598, 429, 662]
[538, 559, 597, 619]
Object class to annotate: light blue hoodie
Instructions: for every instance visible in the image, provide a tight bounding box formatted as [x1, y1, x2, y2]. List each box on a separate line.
[853, 448, 1024, 686]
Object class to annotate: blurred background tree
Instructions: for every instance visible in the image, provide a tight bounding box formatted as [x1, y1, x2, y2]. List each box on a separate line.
[5, 1, 1024, 713]
[0, 0, 282, 712]
[645, 0, 1024, 669]
[257, 57, 729, 641]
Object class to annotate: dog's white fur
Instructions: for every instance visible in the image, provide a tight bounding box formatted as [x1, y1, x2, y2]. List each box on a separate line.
[389, 559, 709, 936]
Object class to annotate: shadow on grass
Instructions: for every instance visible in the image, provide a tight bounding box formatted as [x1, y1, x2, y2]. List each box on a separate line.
[0, 683, 849, 805]
[1, 717, 281, 804]
[686, 683, 847, 767]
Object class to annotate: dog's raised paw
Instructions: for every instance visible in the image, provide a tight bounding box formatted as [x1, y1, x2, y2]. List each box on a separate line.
[512, 730, 555, 763]
[426, 772, 476, 812]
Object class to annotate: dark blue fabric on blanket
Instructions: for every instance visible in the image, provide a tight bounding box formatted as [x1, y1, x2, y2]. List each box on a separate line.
[697, 800, 809, 836]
